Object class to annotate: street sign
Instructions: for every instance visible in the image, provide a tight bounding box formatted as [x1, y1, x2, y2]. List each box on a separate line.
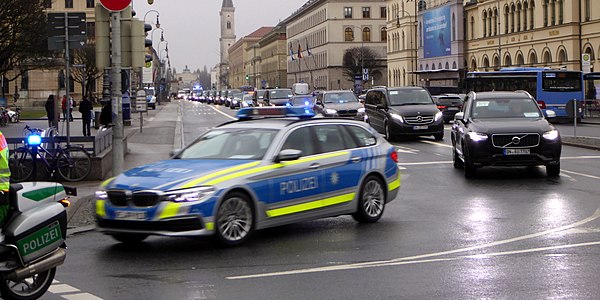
[99, 0, 131, 12]
[583, 53, 592, 74]
[362, 68, 369, 81]
[47, 13, 87, 51]
[133, 90, 148, 113]
[48, 35, 86, 50]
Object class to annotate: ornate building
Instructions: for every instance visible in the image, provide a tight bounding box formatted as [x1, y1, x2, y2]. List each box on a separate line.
[218, 0, 236, 89]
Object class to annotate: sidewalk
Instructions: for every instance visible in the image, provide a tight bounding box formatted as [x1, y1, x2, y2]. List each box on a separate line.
[65, 100, 182, 231]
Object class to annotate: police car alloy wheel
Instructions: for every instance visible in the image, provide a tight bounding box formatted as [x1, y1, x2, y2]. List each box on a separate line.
[352, 176, 386, 223]
[111, 233, 148, 244]
[216, 192, 254, 246]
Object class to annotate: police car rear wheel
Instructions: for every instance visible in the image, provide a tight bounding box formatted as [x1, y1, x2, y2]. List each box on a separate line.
[352, 176, 385, 223]
[216, 193, 254, 246]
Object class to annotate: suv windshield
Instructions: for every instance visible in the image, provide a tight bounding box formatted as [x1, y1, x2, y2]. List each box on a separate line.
[388, 89, 434, 105]
[471, 98, 542, 119]
[269, 89, 293, 99]
[178, 129, 278, 160]
[323, 92, 358, 103]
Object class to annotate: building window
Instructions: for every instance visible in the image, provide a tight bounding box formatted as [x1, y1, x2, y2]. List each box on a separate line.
[363, 27, 371, 42]
[551, 0, 556, 25]
[523, 3, 528, 30]
[558, 0, 563, 24]
[483, 11, 487, 37]
[516, 4, 521, 31]
[530, 1, 535, 29]
[381, 7, 387, 19]
[344, 27, 354, 41]
[585, 0, 591, 21]
[494, 9, 498, 35]
[86, 0, 94, 8]
[65, 0, 73, 8]
[344, 7, 353, 19]
[227, 21, 231, 29]
[543, 0, 548, 26]
[381, 27, 387, 41]
[452, 13, 456, 41]
[21, 71, 29, 91]
[362, 7, 371, 19]
[504, 6, 509, 34]
[510, 4, 515, 32]
[470, 16, 475, 39]
[43, 0, 52, 8]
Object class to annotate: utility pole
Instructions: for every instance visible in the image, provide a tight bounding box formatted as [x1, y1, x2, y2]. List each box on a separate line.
[111, 11, 124, 175]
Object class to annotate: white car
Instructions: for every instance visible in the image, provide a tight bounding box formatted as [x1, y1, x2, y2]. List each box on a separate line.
[148, 95, 156, 109]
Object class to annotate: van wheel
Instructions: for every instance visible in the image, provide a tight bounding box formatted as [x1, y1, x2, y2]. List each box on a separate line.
[384, 122, 394, 142]
[433, 131, 444, 140]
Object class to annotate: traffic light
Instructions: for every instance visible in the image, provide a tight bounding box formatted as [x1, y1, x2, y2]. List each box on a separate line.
[95, 4, 110, 69]
[131, 19, 153, 68]
[245, 75, 249, 80]
[120, 7, 133, 68]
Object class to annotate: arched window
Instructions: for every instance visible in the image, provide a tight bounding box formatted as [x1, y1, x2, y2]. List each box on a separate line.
[517, 3, 522, 31]
[438, 63, 442, 69]
[381, 27, 387, 42]
[453, 61, 457, 69]
[584, 46, 595, 60]
[227, 21, 231, 29]
[483, 56, 490, 68]
[543, 50, 552, 64]
[488, 9, 493, 37]
[363, 27, 371, 42]
[493, 55, 500, 68]
[510, 4, 515, 33]
[516, 53, 524, 66]
[483, 11, 488, 37]
[504, 5, 509, 34]
[557, 48, 567, 63]
[471, 59, 477, 71]
[494, 8, 498, 35]
[543, 0, 548, 26]
[523, 2, 528, 30]
[529, 51, 538, 64]
[426, 64, 429, 70]
[445, 62, 450, 69]
[530, 1, 535, 29]
[344, 27, 354, 41]
[558, 0, 563, 24]
[504, 54, 512, 67]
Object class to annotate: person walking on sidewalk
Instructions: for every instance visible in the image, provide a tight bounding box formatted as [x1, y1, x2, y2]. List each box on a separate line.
[45, 95, 56, 128]
[0, 130, 10, 227]
[61, 95, 68, 122]
[79, 96, 93, 136]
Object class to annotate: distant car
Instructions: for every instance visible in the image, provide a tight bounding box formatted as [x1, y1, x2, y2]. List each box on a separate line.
[364, 86, 444, 141]
[289, 95, 316, 109]
[315, 90, 362, 118]
[95, 107, 401, 246]
[263, 88, 293, 106]
[147, 95, 156, 109]
[228, 92, 243, 109]
[240, 93, 255, 108]
[433, 94, 464, 123]
[177, 90, 186, 100]
[451, 91, 562, 178]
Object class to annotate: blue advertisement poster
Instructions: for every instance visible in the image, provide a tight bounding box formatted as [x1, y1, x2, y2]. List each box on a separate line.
[423, 5, 451, 59]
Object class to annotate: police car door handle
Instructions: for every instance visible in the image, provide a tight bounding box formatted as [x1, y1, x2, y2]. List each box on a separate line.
[309, 163, 320, 169]
[351, 156, 362, 163]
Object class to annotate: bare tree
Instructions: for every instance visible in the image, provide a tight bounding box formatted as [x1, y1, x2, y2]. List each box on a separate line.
[0, 0, 59, 83]
[71, 43, 103, 101]
[342, 47, 382, 83]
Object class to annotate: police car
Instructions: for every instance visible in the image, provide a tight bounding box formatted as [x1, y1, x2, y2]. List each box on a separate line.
[95, 107, 401, 246]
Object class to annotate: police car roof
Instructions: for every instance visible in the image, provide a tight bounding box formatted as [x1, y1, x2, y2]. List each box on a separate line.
[217, 116, 365, 130]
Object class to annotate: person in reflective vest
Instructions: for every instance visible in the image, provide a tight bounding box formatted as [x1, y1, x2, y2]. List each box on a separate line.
[0, 131, 10, 226]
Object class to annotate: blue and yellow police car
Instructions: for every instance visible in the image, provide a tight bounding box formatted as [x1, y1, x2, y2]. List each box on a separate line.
[96, 107, 401, 246]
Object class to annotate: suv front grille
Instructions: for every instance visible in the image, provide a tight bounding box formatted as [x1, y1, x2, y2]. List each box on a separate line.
[106, 190, 164, 207]
[337, 109, 358, 117]
[404, 115, 434, 125]
[492, 133, 540, 148]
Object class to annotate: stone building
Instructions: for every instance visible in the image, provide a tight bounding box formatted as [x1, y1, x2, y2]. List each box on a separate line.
[228, 27, 274, 89]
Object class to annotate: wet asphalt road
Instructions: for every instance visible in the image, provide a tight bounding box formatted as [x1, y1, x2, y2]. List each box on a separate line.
[43, 101, 600, 299]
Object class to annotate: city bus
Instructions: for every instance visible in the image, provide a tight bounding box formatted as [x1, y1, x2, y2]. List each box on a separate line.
[465, 67, 584, 119]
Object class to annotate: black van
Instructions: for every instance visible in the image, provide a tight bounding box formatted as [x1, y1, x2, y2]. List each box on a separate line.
[364, 87, 444, 140]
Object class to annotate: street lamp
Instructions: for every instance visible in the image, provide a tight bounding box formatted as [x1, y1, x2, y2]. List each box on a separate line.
[143, 10, 160, 29]
[150, 27, 164, 48]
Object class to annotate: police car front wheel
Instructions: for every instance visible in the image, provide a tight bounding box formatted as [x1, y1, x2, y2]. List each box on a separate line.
[352, 176, 386, 223]
[215, 192, 254, 246]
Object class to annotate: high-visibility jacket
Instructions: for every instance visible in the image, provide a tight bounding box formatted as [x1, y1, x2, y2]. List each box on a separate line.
[0, 132, 10, 192]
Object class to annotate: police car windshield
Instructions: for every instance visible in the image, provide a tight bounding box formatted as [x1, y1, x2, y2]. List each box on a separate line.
[178, 129, 278, 160]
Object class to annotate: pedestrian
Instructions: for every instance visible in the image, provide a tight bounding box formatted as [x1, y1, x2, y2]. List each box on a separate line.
[78, 95, 93, 136]
[45, 95, 56, 128]
[0, 130, 10, 227]
[99, 100, 112, 127]
[61, 95, 68, 122]
[68, 96, 75, 121]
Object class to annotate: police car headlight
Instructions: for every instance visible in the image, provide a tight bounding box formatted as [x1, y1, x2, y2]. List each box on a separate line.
[95, 190, 108, 200]
[434, 111, 443, 122]
[166, 187, 216, 203]
[325, 108, 337, 115]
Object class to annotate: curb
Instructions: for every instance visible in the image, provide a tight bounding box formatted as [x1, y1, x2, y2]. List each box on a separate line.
[66, 194, 94, 225]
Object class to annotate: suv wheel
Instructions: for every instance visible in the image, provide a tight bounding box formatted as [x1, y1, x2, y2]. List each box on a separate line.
[453, 146, 464, 169]
[546, 163, 560, 177]
[463, 146, 477, 178]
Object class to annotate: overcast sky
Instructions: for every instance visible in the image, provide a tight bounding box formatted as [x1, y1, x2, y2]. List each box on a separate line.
[131, 0, 308, 73]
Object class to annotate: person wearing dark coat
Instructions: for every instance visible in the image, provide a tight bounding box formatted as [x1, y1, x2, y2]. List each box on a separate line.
[78, 96, 93, 136]
[99, 100, 112, 127]
[45, 95, 56, 128]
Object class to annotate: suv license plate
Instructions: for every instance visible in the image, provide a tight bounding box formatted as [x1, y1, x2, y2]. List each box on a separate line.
[115, 210, 147, 221]
[504, 149, 531, 155]
[413, 125, 428, 130]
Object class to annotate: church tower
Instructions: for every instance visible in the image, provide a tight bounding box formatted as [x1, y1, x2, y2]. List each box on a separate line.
[220, 0, 235, 65]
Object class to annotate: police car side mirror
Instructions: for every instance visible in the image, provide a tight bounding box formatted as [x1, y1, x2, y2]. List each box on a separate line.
[274, 149, 303, 163]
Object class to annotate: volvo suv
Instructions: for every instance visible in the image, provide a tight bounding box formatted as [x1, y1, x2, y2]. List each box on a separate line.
[364, 87, 444, 141]
[451, 91, 562, 178]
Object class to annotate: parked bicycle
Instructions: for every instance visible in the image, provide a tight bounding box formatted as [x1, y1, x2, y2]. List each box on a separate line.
[9, 125, 92, 182]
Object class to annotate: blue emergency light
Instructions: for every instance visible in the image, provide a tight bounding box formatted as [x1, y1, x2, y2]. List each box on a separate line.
[27, 134, 42, 146]
[236, 106, 315, 120]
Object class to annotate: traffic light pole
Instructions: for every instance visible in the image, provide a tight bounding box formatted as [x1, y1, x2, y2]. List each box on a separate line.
[111, 12, 124, 175]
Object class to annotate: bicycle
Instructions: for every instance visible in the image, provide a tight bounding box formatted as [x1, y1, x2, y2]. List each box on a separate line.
[9, 125, 92, 182]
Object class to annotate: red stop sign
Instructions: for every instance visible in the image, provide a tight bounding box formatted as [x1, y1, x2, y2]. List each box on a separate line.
[99, 0, 131, 11]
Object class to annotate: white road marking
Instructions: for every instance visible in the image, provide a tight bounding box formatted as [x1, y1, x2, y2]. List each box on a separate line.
[228, 208, 600, 279]
[49, 281, 104, 299]
[419, 140, 453, 148]
[208, 105, 236, 120]
[398, 161, 452, 166]
[562, 155, 600, 160]
[562, 169, 600, 180]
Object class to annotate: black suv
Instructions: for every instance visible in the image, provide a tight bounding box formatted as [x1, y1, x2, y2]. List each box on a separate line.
[262, 88, 293, 106]
[451, 91, 562, 178]
[364, 87, 444, 140]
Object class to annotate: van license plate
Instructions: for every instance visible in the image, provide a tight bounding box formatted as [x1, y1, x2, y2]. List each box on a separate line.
[413, 125, 428, 130]
[115, 211, 146, 220]
[504, 149, 530, 155]
[16, 221, 62, 256]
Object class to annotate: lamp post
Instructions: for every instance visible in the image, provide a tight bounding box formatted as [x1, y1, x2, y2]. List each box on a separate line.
[143, 10, 160, 29]
[396, 9, 418, 86]
[150, 27, 164, 48]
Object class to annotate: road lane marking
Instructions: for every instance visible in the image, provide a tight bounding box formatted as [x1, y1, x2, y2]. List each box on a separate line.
[49, 280, 104, 299]
[208, 105, 236, 120]
[398, 161, 452, 166]
[562, 155, 600, 160]
[419, 140, 453, 148]
[227, 208, 600, 279]
[562, 169, 600, 180]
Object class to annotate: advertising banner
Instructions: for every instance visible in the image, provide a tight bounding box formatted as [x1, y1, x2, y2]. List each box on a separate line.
[423, 5, 451, 59]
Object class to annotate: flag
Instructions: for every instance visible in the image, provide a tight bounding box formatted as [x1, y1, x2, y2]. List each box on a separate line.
[289, 43, 295, 61]
[306, 38, 312, 56]
[297, 42, 303, 59]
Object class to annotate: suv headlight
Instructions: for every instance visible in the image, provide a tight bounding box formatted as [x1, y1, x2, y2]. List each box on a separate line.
[434, 111, 443, 122]
[325, 108, 337, 115]
[357, 107, 365, 113]
[390, 113, 404, 123]
[543, 129, 559, 141]
[166, 186, 216, 203]
[467, 132, 488, 142]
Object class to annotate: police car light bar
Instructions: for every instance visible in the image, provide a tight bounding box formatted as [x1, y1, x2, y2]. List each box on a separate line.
[236, 106, 315, 120]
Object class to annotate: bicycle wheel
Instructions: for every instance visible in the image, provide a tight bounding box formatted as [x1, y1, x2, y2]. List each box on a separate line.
[56, 147, 92, 182]
[9, 148, 34, 182]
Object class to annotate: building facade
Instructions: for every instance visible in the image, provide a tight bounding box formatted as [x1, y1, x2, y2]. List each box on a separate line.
[283, 0, 389, 91]
[228, 27, 274, 89]
[257, 25, 288, 89]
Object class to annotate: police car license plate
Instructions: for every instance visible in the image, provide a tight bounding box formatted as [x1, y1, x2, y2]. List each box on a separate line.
[413, 125, 428, 130]
[504, 149, 530, 155]
[114, 210, 146, 220]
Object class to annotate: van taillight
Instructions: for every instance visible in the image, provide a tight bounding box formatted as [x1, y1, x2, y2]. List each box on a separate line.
[390, 151, 398, 163]
[537, 100, 546, 109]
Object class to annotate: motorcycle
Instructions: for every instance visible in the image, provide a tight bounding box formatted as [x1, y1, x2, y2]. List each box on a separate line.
[7, 107, 20, 123]
[0, 181, 74, 300]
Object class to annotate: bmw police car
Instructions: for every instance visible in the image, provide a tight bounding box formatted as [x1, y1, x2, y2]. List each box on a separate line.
[96, 107, 401, 246]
